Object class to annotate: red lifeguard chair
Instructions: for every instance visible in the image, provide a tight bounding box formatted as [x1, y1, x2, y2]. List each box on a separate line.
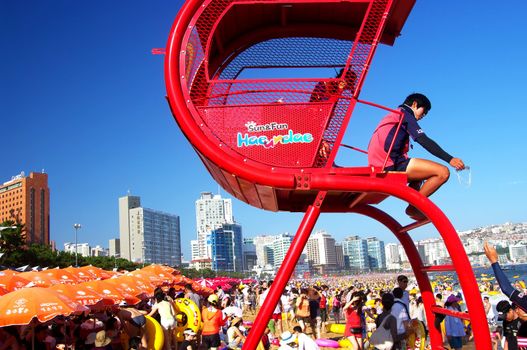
[164, 0, 491, 348]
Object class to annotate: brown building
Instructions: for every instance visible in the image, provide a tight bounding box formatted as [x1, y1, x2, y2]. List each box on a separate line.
[0, 172, 50, 245]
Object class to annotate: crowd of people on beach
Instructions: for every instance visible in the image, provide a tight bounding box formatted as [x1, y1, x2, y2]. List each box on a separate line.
[0, 242, 526, 350]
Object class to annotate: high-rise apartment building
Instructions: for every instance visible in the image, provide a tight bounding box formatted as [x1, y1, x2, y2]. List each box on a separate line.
[366, 237, 386, 270]
[129, 207, 182, 266]
[253, 235, 277, 267]
[119, 195, 181, 266]
[243, 238, 257, 272]
[385, 243, 400, 269]
[190, 240, 199, 261]
[335, 243, 345, 269]
[195, 192, 233, 259]
[272, 234, 293, 269]
[64, 242, 90, 257]
[119, 195, 141, 260]
[210, 223, 243, 272]
[509, 244, 527, 263]
[306, 230, 337, 273]
[91, 245, 107, 257]
[109, 238, 120, 257]
[342, 236, 370, 270]
[0, 172, 50, 245]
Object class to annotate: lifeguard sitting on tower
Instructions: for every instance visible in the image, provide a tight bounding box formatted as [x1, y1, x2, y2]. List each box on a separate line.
[367, 93, 465, 220]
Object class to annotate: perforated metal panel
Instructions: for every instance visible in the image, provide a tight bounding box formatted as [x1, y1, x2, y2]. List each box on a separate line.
[198, 102, 334, 167]
[180, 0, 392, 168]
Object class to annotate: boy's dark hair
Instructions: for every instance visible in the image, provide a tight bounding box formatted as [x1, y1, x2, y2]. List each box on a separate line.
[155, 292, 165, 303]
[435, 293, 442, 300]
[392, 287, 404, 299]
[293, 326, 302, 333]
[403, 93, 431, 113]
[185, 283, 193, 291]
[381, 293, 395, 310]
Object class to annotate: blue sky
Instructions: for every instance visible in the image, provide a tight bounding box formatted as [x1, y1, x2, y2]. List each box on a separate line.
[2, 1, 526, 261]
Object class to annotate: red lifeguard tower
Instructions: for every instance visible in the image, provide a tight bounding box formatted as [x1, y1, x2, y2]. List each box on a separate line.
[164, 0, 491, 348]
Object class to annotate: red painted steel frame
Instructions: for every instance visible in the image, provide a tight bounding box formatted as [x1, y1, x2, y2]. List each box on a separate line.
[244, 194, 325, 349]
[164, 1, 491, 349]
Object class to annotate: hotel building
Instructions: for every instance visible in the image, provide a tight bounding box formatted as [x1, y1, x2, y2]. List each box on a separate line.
[0, 172, 50, 245]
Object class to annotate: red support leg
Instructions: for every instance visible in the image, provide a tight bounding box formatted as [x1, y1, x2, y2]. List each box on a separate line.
[353, 205, 442, 348]
[243, 197, 324, 349]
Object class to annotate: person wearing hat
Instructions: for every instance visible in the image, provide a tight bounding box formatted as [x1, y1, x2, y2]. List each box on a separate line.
[444, 294, 465, 350]
[496, 300, 523, 350]
[201, 293, 227, 350]
[90, 330, 112, 350]
[278, 331, 297, 350]
[180, 328, 198, 350]
[226, 317, 245, 349]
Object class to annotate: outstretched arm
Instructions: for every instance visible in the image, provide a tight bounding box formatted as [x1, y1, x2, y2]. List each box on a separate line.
[414, 134, 464, 170]
[485, 242, 527, 312]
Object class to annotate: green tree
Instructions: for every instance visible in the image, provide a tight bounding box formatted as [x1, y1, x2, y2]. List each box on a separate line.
[0, 221, 26, 266]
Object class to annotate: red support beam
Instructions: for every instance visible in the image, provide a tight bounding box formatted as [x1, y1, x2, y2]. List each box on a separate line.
[243, 194, 325, 349]
[431, 305, 471, 321]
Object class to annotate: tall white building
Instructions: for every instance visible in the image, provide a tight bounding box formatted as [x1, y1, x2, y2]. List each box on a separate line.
[119, 194, 181, 266]
[129, 207, 182, 266]
[509, 244, 527, 263]
[272, 234, 293, 269]
[109, 238, 120, 257]
[119, 195, 141, 260]
[306, 231, 337, 272]
[253, 235, 278, 267]
[64, 243, 90, 257]
[190, 240, 200, 261]
[91, 245, 107, 257]
[195, 192, 233, 259]
[385, 243, 400, 266]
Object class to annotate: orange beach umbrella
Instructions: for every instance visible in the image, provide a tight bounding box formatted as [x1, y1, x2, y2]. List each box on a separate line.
[0, 272, 31, 292]
[49, 284, 113, 307]
[106, 275, 155, 298]
[80, 280, 141, 305]
[0, 287, 88, 326]
[41, 268, 80, 285]
[18, 271, 61, 288]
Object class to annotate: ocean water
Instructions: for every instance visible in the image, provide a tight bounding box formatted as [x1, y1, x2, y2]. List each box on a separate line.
[472, 263, 527, 282]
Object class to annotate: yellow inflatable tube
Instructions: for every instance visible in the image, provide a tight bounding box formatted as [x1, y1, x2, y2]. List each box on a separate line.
[174, 298, 202, 342]
[338, 338, 352, 348]
[326, 323, 346, 334]
[407, 320, 425, 350]
[120, 316, 164, 350]
[145, 315, 165, 350]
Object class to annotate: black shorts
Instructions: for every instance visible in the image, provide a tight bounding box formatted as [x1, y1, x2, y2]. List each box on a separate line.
[320, 309, 327, 322]
[130, 315, 146, 328]
[202, 334, 221, 348]
[385, 158, 411, 172]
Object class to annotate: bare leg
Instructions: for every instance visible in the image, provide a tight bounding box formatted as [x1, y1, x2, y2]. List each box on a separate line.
[405, 158, 450, 219]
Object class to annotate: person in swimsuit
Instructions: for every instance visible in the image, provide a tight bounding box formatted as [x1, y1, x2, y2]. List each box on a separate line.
[116, 304, 148, 349]
[148, 292, 177, 350]
[368, 93, 465, 220]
